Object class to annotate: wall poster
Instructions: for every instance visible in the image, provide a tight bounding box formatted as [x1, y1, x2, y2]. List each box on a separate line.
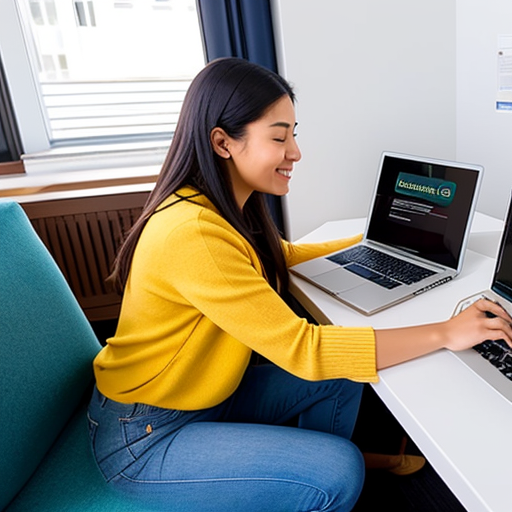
[497, 35, 512, 112]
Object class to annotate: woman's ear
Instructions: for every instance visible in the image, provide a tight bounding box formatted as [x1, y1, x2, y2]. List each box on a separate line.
[210, 127, 231, 159]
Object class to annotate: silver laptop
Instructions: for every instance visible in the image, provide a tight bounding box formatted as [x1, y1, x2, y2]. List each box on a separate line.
[291, 151, 483, 315]
[452, 192, 512, 402]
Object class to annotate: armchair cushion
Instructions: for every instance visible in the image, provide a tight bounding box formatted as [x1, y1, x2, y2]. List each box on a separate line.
[0, 202, 155, 511]
[5, 404, 143, 511]
[0, 201, 101, 509]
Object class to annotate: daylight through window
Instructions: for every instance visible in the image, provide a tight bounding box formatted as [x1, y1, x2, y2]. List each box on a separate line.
[16, 0, 205, 145]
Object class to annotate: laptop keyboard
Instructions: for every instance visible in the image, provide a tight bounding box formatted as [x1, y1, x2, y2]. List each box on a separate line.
[327, 245, 436, 289]
[473, 339, 512, 381]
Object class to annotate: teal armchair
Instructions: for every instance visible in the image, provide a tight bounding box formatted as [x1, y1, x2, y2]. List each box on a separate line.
[0, 201, 150, 511]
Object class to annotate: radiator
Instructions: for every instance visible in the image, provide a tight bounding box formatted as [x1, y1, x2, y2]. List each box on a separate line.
[21, 192, 149, 322]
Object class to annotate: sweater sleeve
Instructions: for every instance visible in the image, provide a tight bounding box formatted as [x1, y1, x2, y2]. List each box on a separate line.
[163, 214, 377, 383]
[281, 234, 363, 268]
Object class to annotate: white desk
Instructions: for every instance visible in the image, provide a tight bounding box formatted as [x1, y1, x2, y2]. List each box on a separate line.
[290, 213, 512, 512]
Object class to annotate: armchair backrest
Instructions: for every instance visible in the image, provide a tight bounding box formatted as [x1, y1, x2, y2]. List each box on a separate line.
[0, 202, 101, 510]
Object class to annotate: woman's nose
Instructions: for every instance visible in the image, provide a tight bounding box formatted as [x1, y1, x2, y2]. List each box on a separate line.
[287, 138, 301, 162]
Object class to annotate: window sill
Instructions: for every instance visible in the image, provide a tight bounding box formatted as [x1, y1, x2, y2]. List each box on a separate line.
[0, 142, 165, 202]
[21, 140, 169, 174]
[0, 161, 25, 176]
[0, 165, 158, 203]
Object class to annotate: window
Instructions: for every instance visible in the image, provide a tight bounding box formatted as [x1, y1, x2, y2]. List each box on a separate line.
[0, 0, 205, 172]
[73, 1, 96, 27]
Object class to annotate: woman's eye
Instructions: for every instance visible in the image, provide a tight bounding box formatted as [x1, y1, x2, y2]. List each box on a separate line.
[273, 138, 285, 143]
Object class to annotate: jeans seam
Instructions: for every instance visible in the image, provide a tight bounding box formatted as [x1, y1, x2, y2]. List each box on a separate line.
[117, 472, 330, 499]
[275, 381, 338, 425]
[87, 410, 99, 427]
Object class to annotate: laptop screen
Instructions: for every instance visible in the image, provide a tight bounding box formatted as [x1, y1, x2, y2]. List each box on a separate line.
[492, 194, 512, 302]
[366, 153, 481, 269]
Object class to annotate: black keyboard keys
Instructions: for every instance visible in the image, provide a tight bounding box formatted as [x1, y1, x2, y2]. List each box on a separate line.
[327, 245, 435, 288]
[473, 339, 512, 381]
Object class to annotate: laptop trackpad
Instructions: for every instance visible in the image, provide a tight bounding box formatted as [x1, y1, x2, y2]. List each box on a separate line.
[313, 268, 364, 292]
[338, 281, 402, 312]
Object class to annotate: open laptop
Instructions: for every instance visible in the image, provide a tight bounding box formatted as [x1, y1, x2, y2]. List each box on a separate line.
[452, 192, 512, 402]
[291, 151, 483, 315]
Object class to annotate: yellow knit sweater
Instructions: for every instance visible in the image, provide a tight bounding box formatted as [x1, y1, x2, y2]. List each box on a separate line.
[93, 187, 378, 410]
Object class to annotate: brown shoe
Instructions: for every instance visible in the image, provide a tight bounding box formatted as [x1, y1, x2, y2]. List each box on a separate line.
[363, 452, 426, 476]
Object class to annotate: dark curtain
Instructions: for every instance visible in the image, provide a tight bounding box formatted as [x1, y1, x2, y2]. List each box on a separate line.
[0, 57, 22, 163]
[196, 0, 287, 238]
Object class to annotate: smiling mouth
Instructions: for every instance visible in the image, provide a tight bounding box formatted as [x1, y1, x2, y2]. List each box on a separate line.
[277, 169, 292, 178]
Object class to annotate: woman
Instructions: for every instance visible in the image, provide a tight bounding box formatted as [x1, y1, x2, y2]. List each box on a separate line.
[88, 57, 512, 512]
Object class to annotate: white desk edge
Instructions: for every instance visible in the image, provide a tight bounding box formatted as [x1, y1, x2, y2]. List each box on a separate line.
[290, 212, 512, 512]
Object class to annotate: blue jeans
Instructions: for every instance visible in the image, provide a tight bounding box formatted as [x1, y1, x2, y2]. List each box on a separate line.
[87, 364, 364, 512]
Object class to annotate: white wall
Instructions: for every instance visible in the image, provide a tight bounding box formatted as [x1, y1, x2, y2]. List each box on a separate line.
[273, 0, 457, 240]
[456, 1, 512, 221]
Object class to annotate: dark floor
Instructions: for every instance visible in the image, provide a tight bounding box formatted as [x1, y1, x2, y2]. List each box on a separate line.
[353, 460, 467, 512]
[91, 318, 467, 512]
[351, 385, 467, 512]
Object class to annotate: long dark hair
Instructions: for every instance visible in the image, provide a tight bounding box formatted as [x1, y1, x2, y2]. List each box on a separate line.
[111, 57, 295, 295]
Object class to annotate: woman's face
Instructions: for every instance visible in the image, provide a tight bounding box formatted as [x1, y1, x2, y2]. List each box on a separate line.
[215, 95, 301, 209]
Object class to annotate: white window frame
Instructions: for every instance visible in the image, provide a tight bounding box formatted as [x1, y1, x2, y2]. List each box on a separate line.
[0, 0, 202, 176]
[0, 0, 50, 157]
